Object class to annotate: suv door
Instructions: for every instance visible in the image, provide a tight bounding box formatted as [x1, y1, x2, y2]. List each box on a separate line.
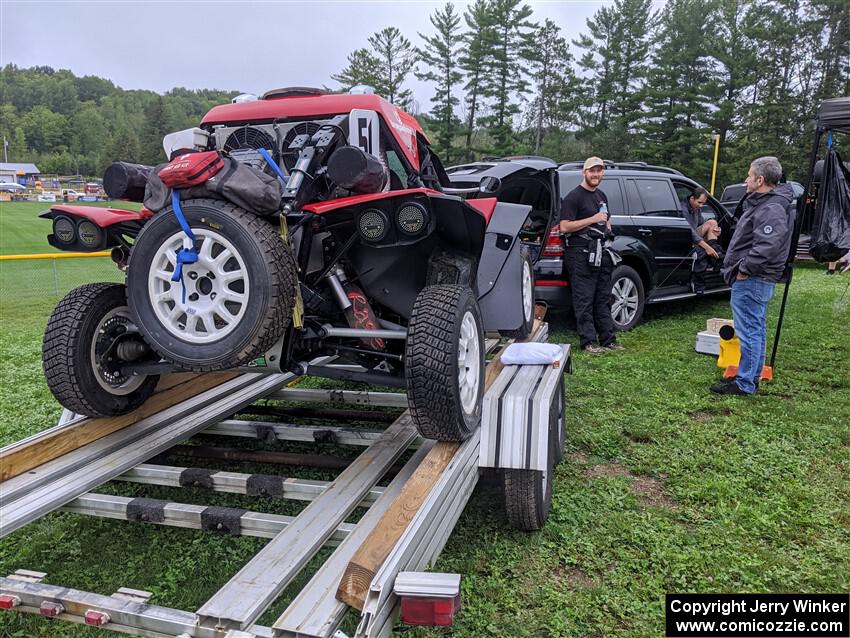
[626, 177, 695, 290]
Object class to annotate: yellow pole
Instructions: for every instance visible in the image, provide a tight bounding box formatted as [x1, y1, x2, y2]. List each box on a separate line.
[710, 133, 721, 196]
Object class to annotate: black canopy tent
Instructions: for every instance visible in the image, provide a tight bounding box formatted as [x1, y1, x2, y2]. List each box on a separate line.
[769, 96, 850, 369]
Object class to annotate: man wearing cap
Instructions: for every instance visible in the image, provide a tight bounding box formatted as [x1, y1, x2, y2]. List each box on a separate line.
[559, 157, 622, 354]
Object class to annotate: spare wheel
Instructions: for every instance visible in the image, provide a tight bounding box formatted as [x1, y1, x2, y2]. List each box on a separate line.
[127, 198, 296, 371]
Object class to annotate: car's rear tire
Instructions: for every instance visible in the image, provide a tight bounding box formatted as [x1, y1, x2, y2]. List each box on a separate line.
[127, 198, 296, 371]
[499, 247, 535, 340]
[43, 283, 159, 417]
[405, 285, 484, 441]
[610, 264, 645, 331]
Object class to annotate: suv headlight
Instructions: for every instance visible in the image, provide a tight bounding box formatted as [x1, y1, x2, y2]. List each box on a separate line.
[396, 201, 429, 236]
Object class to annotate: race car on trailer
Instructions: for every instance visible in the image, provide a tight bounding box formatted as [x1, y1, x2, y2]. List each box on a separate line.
[39, 88, 541, 442]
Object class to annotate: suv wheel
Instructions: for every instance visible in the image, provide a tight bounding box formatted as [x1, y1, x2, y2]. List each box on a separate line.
[610, 265, 645, 331]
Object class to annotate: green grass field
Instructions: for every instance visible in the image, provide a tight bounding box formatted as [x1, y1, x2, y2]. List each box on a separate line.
[0, 201, 847, 637]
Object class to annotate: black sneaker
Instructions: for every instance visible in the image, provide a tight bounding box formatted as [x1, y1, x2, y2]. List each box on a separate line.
[710, 380, 751, 396]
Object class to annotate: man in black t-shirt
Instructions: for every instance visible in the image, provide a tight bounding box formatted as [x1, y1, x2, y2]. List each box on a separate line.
[559, 156, 622, 353]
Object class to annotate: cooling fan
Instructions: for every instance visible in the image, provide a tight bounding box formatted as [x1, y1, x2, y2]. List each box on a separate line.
[281, 122, 324, 171]
[222, 126, 279, 173]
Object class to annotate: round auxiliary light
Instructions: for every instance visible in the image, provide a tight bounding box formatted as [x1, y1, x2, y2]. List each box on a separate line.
[396, 201, 429, 236]
[53, 216, 76, 244]
[358, 208, 389, 242]
[77, 220, 103, 249]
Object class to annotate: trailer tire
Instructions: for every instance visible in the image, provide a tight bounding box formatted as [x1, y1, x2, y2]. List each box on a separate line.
[499, 247, 535, 340]
[42, 283, 159, 417]
[503, 384, 558, 530]
[127, 198, 295, 371]
[406, 285, 484, 441]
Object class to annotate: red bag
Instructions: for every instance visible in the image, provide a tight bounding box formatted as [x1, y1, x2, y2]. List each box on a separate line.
[158, 151, 224, 188]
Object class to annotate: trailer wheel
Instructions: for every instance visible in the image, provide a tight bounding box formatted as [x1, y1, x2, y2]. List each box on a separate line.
[406, 285, 484, 441]
[499, 247, 535, 340]
[503, 386, 559, 530]
[127, 198, 295, 371]
[42, 283, 159, 417]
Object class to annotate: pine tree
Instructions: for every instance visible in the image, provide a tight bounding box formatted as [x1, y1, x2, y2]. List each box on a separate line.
[638, 0, 718, 181]
[478, 0, 537, 155]
[526, 20, 580, 154]
[332, 48, 381, 93]
[459, 0, 497, 160]
[141, 95, 170, 165]
[416, 3, 464, 162]
[333, 28, 417, 107]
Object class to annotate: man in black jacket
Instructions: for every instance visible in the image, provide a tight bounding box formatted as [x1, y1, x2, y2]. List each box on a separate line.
[711, 157, 795, 396]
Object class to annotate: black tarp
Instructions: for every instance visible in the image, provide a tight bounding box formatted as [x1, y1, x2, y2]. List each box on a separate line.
[810, 147, 850, 262]
[817, 97, 850, 133]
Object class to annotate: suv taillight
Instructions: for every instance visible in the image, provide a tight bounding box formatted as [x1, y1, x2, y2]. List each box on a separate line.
[541, 226, 563, 257]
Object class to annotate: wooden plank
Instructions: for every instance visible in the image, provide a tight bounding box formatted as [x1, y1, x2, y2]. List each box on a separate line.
[336, 441, 458, 610]
[0, 373, 236, 481]
[335, 319, 544, 610]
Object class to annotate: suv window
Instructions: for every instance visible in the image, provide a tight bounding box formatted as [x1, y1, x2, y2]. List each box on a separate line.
[633, 178, 679, 216]
[600, 179, 625, 215]
[721, 184, 747, 203]
[558, 172, 581, 198]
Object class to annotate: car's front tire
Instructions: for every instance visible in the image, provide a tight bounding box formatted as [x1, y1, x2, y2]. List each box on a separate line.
[405, 285, 485, 441]
[43, 283, 159, 417]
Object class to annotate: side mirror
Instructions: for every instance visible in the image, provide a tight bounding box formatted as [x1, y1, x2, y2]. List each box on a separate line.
[479, 176, 502, 195]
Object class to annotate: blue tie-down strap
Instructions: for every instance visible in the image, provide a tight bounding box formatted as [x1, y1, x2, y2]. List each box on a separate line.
[170, 191, 198, 304]
[257, 147, 288, 185]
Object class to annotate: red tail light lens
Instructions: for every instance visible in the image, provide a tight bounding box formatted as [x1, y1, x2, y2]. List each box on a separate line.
[400, 594, 461, 626]
[541, 226, 563, 257]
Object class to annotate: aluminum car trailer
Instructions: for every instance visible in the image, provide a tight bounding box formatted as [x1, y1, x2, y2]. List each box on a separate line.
[0, 321, 570, 638]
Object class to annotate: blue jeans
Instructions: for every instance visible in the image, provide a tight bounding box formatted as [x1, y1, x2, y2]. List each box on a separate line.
[730, 277, 775, 394]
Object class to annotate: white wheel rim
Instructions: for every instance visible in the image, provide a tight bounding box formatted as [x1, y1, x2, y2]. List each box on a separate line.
[611, 276, 639, 327]
[521, 260, 533, 323]
[148, 229, 250, 344]
[89, 306, 146, 395]
[457, 310, 481, 414]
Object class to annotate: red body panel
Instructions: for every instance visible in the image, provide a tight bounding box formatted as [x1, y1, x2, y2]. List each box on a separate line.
[50, 205, 153, 228]
[302, 188, 444, 215]
[466, 197, 497, 224]
[201, 94, 428, 171]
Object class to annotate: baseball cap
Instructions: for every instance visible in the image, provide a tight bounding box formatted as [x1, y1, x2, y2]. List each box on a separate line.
[583, 156, 605, 170]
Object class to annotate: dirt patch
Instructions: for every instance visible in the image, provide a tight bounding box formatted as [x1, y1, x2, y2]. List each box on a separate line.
[624, 431, 653, 444]
[630, 476, 679, 509]
[568, 451, 590, 464]
[688, 408, 732, 423]
[586, 463, 678, 509]
[586, 462, 633, 479]
[554, 565, 598, 589]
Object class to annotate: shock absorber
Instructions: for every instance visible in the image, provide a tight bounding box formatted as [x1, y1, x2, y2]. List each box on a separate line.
[326, 266, 385, 351]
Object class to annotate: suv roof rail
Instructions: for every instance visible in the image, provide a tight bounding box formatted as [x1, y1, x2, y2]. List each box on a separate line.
[557, 160, 683, 176]
[481, 155, 556, 163]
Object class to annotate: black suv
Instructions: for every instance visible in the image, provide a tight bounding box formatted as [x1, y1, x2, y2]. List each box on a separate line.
[446, 159, 734, 330]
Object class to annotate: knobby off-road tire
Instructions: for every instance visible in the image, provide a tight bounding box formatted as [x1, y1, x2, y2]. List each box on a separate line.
[503, 378, 561, 531]
[127, 198, 296, 371]
[499, 246, 535, 340]
[405, 285, 485, 441]
[42, 283, 159, 417]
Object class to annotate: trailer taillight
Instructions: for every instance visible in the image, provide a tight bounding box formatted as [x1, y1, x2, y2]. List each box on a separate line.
[84, 610, 111, 626]
[39, 601, 64, 617]
[395, 571, 461, 627]
[541, 226, 563, 257]
[0, 595, 20, 610]
[400, 595, 461, 626]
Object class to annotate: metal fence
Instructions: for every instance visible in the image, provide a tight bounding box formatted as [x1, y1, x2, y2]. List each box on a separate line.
[0, 253, 124, 321]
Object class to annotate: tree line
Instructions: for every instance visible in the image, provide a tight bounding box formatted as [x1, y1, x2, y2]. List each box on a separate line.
[1, 0, 847, 190]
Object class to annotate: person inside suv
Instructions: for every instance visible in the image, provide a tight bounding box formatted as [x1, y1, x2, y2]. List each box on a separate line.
[559, 156, 623, 354]
[683, 187, 723, 294]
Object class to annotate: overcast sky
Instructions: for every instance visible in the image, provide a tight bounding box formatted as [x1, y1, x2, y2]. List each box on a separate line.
[0, 0, 646, 113]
